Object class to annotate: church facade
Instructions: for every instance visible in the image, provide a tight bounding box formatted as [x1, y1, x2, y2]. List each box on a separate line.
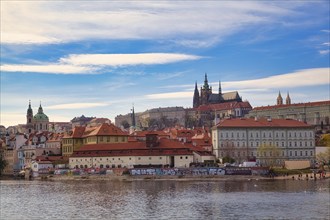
[26, 101, 49, 133]
[193, 74, 242, 108]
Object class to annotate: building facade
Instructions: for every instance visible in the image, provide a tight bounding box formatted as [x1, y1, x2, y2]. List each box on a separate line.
[247, 96, 330, 128]
[26, 101, 49, 133]
[62, 123, 128, 157]
[212, 118, 315, 166]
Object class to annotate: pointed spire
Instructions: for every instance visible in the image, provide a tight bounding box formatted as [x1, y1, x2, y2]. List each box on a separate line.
[286, 91, 291, 105]
[277, 91, 283, 105]
[218, 81, 222, 95]
[193, 81, 200, 108]
[203, 73, 209, 89]
[27, 100, 33, 114]
[38, 101, 43, 114]
[131, 104, 136, 127]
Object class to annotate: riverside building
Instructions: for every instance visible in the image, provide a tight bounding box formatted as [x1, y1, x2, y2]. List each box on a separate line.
[212, 118, 315, 166]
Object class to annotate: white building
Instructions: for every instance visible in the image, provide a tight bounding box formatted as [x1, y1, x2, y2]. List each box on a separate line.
[212, 118, 315, 166]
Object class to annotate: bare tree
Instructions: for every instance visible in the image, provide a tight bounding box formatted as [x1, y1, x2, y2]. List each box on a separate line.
[257, 144, 281, 167]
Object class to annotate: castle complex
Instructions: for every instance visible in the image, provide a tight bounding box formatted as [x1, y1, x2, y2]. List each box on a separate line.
[193, 73, 242, 108]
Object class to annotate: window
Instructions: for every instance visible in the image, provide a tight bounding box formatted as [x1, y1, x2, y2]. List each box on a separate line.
[310, 151, 313, 156]
[180, 156, 183, 159]
[138, 157, 141, 160]
[290, 151, 292, 156]
[149, 157, 152, 160]
[305, 151, 308, 156]
[129, 158, 131, 160]
[185, 156, 188, 159]
[300, 151, 302, 156]
[295, 151, 297, 156]
[159, 157, 162, 159]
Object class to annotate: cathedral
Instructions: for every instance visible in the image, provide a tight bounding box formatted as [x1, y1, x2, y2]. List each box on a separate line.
[26, 101, 49, 133]
[193, 74, 242, 108]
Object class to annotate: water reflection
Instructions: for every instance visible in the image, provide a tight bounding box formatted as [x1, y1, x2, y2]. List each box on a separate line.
[1, 179, 329, 219]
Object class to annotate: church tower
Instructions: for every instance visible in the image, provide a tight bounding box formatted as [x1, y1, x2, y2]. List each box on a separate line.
[277, 91, 283, 105]
[286, 92, 291, 105]
[218, 81, 223, 101]
[131, 105, 136, 127]
[26, 100, 34, 133]
[193, 81, 200, 108]
[201, 73, 212, 105]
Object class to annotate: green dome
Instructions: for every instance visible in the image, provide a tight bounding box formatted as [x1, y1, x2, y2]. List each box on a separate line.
[33, 113, 49, 121]
[33, 104, 49, 121]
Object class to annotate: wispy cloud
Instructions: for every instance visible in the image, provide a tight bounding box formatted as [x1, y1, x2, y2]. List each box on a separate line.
[60, 53, 202, 66]
[156, 71, 187, 80]
[319, 50, 330, 55]
[1, 1, 312, 45]
[146, 92, 192, 100]
[146, 68, 329, 99]
[222, 68, 329, 90]
[47, 103, 109, 110]
[1, 53, 202, 74]
[0, 64, 98, 74]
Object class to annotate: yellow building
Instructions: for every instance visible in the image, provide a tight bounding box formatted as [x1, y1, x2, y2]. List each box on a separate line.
[62, 123, 128, 157]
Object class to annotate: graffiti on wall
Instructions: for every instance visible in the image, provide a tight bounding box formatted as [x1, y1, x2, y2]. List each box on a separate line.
[130, 168, 226, 176]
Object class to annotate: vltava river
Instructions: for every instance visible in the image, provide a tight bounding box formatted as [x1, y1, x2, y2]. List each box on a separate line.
[1, 178, 329, 219]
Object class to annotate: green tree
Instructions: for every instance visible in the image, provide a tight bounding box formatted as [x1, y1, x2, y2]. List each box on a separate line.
[0, 150, 8, 176]
[257, 144, 281, 167]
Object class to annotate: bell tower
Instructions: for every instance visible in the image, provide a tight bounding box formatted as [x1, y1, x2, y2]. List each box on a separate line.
[26, 100, 34, 133]
[286, 92, 291, 105]
[277, 91, 283, 105]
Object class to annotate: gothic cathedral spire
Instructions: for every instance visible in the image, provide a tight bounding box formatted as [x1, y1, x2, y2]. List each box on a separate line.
[193, 81, 200, 108]
[203, 73, 209, 89]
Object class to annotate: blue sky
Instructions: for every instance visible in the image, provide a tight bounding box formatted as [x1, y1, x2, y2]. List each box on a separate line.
[1, 1, 329, 127]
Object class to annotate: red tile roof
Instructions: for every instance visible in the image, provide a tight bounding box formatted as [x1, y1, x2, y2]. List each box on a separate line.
[71, 138, 195, 157]
[253, 100, 330, 110]
[215, 118, 312, 128]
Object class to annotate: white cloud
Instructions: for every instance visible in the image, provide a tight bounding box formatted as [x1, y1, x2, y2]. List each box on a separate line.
[0, 64, 98, 74]
[146, 68, 329, 100]
[47, 103, 109, 110]
[319, 50, 330, 55]
[1, 1, 310, 45]
[1, 53, 201, 74]
[222, 68, 329, 90]
[60, 53, 202, 66]
[146, 92, 192, 99]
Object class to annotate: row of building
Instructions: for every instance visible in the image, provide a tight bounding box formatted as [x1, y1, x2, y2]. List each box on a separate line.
[1, 117, 317, 175]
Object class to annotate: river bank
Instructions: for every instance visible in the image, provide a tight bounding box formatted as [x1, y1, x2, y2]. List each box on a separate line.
[2, 172, 328, 182]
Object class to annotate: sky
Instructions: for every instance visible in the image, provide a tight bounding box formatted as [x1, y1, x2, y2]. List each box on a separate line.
[0, 1, 329, 127]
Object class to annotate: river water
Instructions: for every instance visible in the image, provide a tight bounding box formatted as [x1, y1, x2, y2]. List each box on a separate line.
[0, 178, 329, 219]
